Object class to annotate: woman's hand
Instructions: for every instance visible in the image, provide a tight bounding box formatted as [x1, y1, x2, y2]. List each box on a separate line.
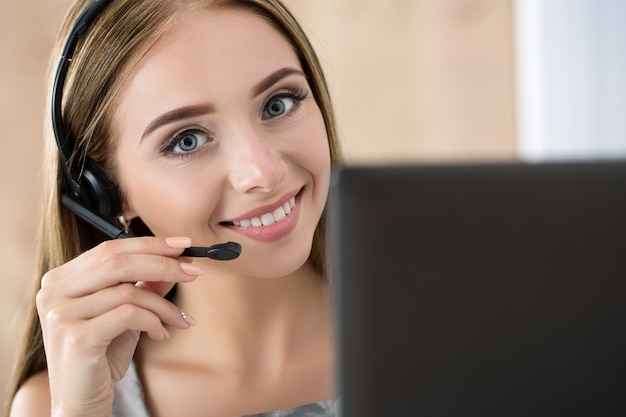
[36, 236, 199, 417]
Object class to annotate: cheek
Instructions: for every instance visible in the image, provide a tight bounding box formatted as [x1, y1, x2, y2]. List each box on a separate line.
[117, 157, 222, 236]
[285, 109, 332, 238]
[308, 140, 332, 206]
[310, 126, 331, 204]
[299, 110, 332, 189]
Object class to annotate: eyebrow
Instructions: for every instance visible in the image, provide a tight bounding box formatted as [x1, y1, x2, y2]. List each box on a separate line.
[251, 67, 306, 98]
[141, 67, 305, 141]
[142, 104, 216, 141]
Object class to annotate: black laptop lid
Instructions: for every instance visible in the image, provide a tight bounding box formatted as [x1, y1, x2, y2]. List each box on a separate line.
[330, 160, 626, 417]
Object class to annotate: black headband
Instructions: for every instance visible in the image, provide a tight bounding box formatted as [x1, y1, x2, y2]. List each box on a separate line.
[51, 0, 112, 199]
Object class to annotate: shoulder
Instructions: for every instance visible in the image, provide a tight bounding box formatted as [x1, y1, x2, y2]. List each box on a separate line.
[8, 371, 51, 417]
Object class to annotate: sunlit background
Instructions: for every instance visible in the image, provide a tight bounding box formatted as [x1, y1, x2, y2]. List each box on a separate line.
[1, 0, 625, 405]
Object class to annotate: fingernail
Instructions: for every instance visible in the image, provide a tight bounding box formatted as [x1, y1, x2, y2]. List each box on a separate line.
[165, 236, 192, 249]
[180, 309, 198, 327]
[179, 262, 203, 276]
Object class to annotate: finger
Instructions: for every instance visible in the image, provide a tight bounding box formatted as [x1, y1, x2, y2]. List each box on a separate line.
[54, 253, 201, 298]
[83, 304, 171, 344]
[40, 236, 192, 288]
[43, 283, 191, 330]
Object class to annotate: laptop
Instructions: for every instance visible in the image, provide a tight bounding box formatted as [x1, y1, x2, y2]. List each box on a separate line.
[330, 160, 626, 417]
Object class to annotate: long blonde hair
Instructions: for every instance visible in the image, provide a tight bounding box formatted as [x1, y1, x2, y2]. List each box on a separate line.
[4, 0, 340, 413]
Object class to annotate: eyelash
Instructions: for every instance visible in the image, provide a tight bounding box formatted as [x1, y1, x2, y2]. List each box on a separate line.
[158, 87, 310, 159]
[261, 86, 309, 120]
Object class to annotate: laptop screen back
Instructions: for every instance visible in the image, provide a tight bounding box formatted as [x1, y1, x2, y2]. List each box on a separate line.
[330, 161, 626, 417]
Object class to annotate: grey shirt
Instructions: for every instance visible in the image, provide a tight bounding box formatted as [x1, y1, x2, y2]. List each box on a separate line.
[111, 362, 339, 417]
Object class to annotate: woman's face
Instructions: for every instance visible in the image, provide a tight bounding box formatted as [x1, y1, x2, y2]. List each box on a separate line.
[113, 8, 331, 277]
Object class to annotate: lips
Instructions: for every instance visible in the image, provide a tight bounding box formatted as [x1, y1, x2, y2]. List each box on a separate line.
[221, 188, 302, 242]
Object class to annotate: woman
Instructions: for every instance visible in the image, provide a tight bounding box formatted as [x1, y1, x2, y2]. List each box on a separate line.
[6, 0, 341, 416]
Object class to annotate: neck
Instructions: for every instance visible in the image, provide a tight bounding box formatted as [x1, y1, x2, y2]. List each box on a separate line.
[146, 260, 333, 375]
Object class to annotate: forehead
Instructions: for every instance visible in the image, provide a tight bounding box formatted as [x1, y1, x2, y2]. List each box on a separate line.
[115, 7, 301, 117]
[145, 6, 296, 64]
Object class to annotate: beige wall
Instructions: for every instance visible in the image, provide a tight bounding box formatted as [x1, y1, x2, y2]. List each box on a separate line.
[286, 0, 516, 163]
[0, 0, 516, 406]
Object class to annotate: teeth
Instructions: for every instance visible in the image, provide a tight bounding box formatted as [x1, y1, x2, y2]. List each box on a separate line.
[233, 197, 295, 228]
[261, 213, 275, 226]
[272, 206, 286, 222]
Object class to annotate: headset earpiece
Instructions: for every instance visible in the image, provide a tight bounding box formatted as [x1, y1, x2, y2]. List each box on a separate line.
[79, 158, 121, 219]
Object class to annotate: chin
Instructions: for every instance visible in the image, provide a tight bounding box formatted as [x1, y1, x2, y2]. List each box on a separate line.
[242, 240, 315, 279]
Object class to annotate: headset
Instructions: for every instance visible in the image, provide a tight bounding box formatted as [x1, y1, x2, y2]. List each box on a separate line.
[51, 0, 241, 260]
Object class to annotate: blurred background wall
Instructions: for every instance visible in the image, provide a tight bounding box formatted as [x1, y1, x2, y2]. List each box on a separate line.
[1, 0, 624, 408]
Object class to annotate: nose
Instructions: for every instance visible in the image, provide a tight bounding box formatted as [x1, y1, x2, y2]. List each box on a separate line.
[227, 126, 288, 194]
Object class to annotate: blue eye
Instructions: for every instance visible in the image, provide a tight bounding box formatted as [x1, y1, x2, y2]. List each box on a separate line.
[262, 88, 308, 120]
[176, 132, 200, 152]
[161, 129, 210, 157]
[265, 97, 293, 117]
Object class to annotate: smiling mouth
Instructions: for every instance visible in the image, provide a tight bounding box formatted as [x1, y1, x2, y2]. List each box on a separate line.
[223, 196, 297, 228]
